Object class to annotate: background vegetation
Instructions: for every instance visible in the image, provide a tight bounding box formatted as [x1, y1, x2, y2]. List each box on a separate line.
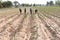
[0, 0, 60, 8]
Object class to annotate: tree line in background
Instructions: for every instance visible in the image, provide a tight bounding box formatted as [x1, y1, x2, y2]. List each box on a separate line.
[0, 1, 12, 8]
[46, 0, 60, 6]
[46, 1, 54, 6]
[56, 0, 60, 6]
[0, 0, 60, 8]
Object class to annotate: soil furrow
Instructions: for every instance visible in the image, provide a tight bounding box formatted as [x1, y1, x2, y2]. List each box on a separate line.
[29, 14, 38, 40]
[13, 14, 31, 40]
[35, 14, 54, 40]
[38, 13, 60, 40]
[11, 13, 29, 40]
[0, 14, 20, 33]
[0, 13, 18, 23]
[0, 14, 24, 40]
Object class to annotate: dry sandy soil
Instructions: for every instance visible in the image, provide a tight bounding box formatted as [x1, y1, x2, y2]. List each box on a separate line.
[0, 7, 60, 40]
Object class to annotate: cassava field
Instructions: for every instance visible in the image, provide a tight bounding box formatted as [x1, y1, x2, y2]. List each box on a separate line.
[0, 6, 60, 40]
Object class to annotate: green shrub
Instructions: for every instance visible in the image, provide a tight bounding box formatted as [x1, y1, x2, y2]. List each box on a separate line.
[2, 1, 13, 8]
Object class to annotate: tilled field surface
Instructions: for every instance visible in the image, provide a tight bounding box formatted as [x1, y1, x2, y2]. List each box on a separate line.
[0, 8, 60, 40]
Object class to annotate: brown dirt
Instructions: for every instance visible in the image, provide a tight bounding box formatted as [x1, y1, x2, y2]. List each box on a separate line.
[0, 8, 60, 40]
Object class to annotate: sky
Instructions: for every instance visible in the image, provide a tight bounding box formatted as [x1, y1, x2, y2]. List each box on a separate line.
[2, 0, 56, 4]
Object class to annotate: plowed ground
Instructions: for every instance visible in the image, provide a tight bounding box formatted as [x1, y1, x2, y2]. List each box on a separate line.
[0, 7, 60, 40]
